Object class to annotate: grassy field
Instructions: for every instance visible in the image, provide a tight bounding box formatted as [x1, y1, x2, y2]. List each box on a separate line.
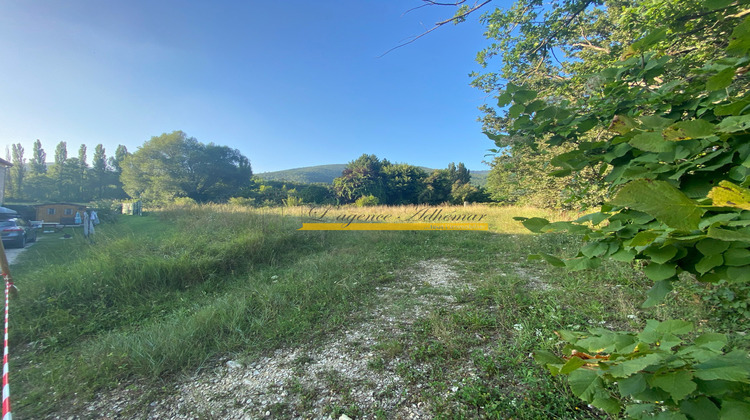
[6, 203, 730, 418]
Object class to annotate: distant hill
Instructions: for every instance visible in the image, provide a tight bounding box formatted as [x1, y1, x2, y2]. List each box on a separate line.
[469, 170, 489, 187]
[258, 164, 491, 186]
[256, 164, 347, 184]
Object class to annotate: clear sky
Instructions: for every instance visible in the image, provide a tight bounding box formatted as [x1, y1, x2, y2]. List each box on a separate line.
[0, 0, 509, 173]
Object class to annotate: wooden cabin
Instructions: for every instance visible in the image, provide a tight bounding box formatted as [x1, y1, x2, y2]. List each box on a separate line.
[35, 203, 88, 224]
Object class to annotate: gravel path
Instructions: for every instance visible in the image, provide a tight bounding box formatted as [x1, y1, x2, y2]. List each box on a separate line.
[56, 259, 476, 419]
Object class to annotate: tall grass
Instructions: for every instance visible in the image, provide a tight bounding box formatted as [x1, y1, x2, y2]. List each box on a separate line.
[8, 203, 717, 418]
[11, 204, 440, 416]
[260, 203, 576, 233]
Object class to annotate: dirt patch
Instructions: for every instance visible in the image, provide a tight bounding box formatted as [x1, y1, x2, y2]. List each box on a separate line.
[56, 259, 475, 419]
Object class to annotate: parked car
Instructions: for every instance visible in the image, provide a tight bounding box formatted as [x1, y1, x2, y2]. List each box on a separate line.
[1, 218, 37, 248]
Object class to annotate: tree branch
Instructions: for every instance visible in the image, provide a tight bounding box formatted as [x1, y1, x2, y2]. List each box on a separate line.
[571, 42, 610, 53]
[380, 0, 493, 57]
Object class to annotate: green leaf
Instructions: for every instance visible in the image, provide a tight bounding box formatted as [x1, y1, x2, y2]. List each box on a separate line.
[649, 370, 697, 402]
[715, 100, 750, 116]
[696, 254, 723, 274]
[568, 369, 602, 400]
[609, 115, 637, 134]
[723, 248, 750, 266]
[618, 373, 647, 396]
[534, 350, 564, 365]
[611, 248, 637, 261]
[653, 412, 688, 420]
[520, 217, 549, 233]
[680, 396, 720, 420]
[643, 245, 678, 264]
[627, 231, 661, 247]
[696, 238, 731, 256]
[663, 120, 716, 141]
[716, 115, 750, 133]
[625, 403, 656, 419]
[632, 28, 667, 51]
[575, 212, 609, 225]
[612, 180, 702, 231]
[508, 103, 525, 118]
[578, 332, 617, 354]
[581, 241, 609, 258]
[703, 0, 734, 10]
[693, 350, 750, 381]
[706, 67, 735, 91]
[565, 256, 601, 271]
[727, 265, 750, 282]
[496, 91, 512, 107]
[644, 263, 677, 281]
[720, 400, 750, 420]
[560, 356, 587, 374]
[657, 319, 693, 334]
[708, 226, 750, 242]
[727, 16, 750, 56]
[609, 353, 663, 379]
[630, 131, 674, 152]
[643, 280, 673, 307]
[513, 89, 537, 104]
[639, 115, 674, 129]
[694, 333, 727, 352]
[591, 396, 622, 414]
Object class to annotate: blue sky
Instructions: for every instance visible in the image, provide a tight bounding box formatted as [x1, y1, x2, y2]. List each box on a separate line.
[0, 1, 509, 173]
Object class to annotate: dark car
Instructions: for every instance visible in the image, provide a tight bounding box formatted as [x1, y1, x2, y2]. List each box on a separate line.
[1, 218, 37, 248]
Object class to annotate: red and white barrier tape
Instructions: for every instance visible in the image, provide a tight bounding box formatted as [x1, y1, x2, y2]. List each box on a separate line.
[2, 276, 11, 420]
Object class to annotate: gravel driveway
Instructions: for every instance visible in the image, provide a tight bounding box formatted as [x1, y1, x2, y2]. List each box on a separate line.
[3, 241, 34, 265]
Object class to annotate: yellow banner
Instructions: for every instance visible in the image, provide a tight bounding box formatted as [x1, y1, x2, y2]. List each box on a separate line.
[298, 222, 488, 231]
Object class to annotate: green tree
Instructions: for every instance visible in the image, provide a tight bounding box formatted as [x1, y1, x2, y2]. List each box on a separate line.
[91, 144, 107, 199]
[50, 141, 68, 188]
[25, 139, 56, 201]
[30, 139, 47, 175]
[9, 143, 25, 199]
[455, 162, 471, 185]
[187, 143, 253, 202]
[474, 0, 750, 417]
[418, 162, 476, 204]
[382, 163, 428, 204]
[108, 145, 129, 174]
[76, 144, 88, 200]
[333, 154, 387, 203]
[121, 131, 252, 203]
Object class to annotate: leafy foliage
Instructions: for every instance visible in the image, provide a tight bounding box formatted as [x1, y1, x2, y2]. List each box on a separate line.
[333, 154, 485, 205]
[536, 320, 750, 418]
[120, 131, 252, 204]
[9, 140, 129, 202]
[475, 0, 750, 417]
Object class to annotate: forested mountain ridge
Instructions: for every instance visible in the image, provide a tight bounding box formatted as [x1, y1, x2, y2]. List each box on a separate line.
[258, 164, 489, 186]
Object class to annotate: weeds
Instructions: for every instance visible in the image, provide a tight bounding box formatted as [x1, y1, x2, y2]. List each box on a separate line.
[6, 203, 724, 418]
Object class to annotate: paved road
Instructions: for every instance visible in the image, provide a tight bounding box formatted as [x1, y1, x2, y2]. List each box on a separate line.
[3, 241, 35, 265]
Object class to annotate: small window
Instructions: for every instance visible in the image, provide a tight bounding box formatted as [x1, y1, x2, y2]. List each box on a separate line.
[64, 208, 73, 215]
[47, 208, 56, 215]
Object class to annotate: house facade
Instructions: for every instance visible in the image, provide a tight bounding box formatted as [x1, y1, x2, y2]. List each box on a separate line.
[0, 158, 11, 205]
[35, 203, 88, 224]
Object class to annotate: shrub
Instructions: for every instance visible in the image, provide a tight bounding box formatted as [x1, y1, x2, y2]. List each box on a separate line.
[355, 195, 379, 207]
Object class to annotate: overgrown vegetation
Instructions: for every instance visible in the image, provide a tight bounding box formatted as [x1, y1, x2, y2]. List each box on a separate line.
[7, 203, 737, 418]
[471, 0, 750, 416]
[5, 140, 130, 202]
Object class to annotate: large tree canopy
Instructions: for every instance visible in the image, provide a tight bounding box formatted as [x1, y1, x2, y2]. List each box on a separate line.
[476, 0, 748, 208]
[121, 131, 252, 203]
[467, 0, 750, 416]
